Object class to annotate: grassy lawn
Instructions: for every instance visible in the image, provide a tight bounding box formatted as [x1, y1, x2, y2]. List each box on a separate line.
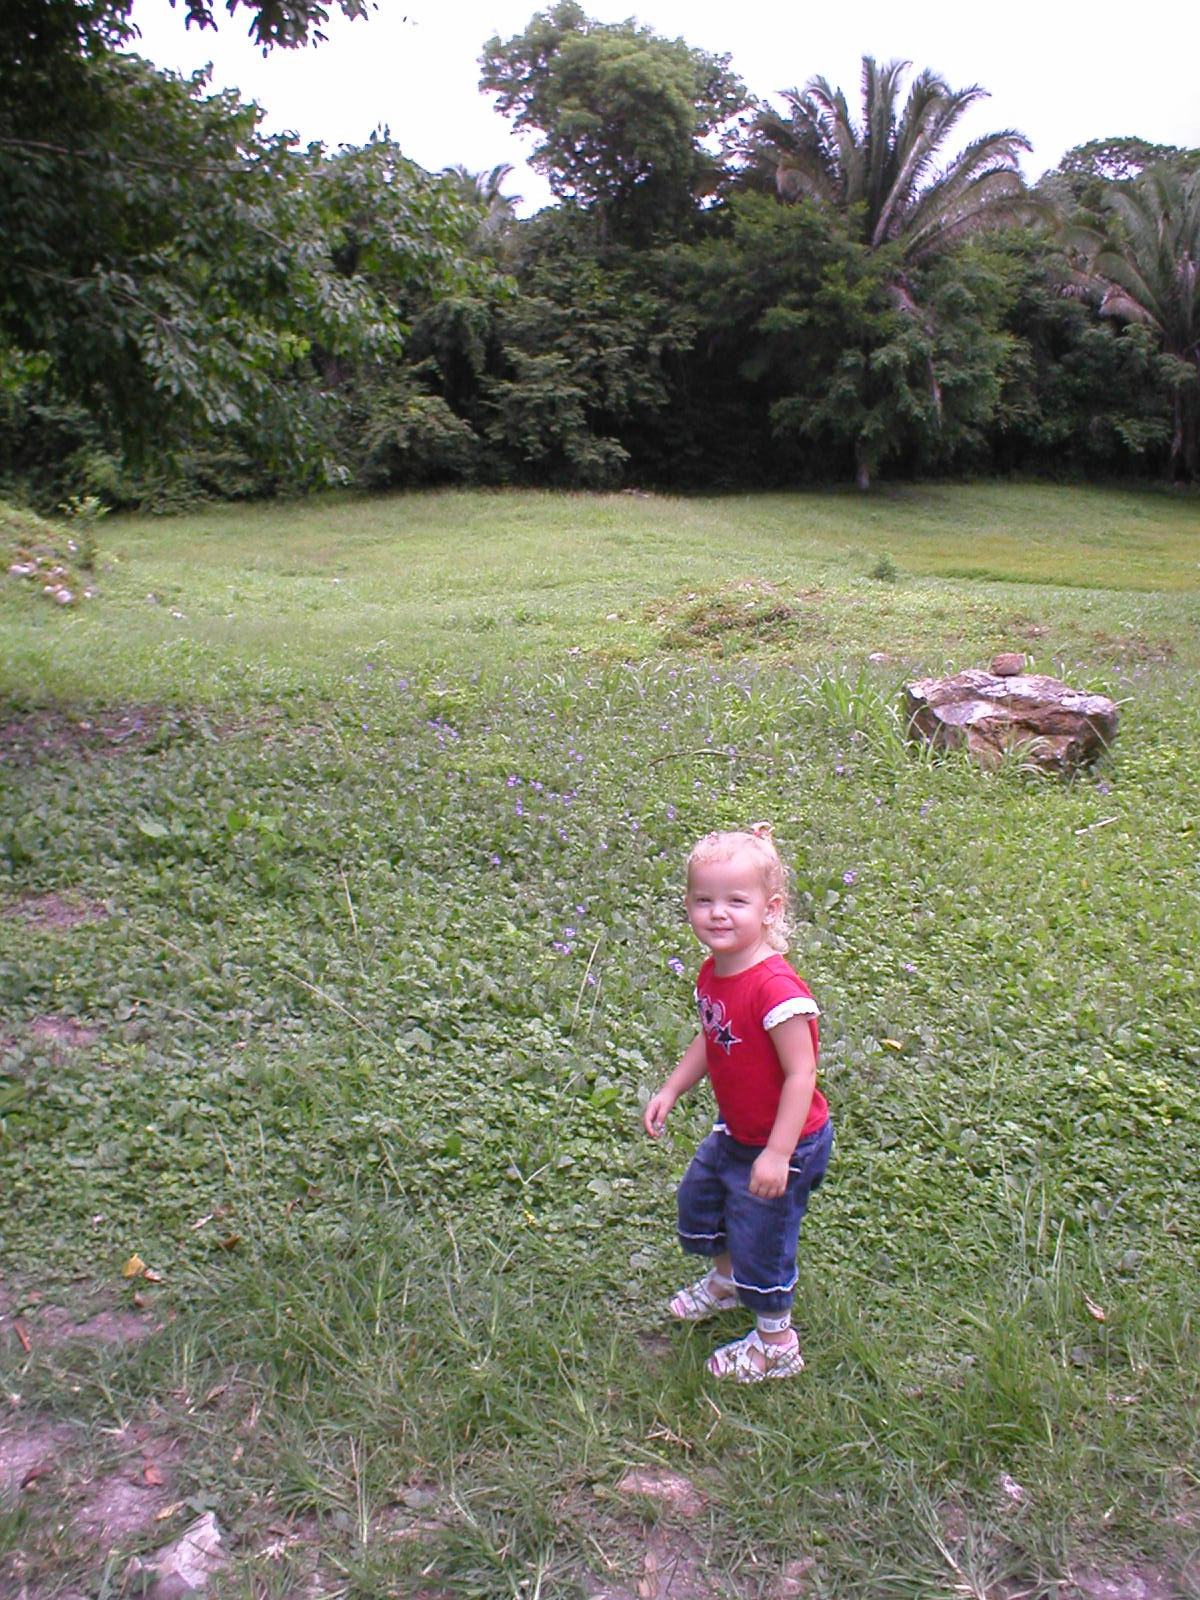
[1, 485, 1198, 1597]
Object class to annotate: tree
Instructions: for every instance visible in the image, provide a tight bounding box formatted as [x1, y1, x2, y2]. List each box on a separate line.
[749, 56, 1030, 265]
[1092, 165, 1200, 479]
[1059, 136, 1198, 187]
[0, 38, 478, 503]
[951, 230, 1180, 477]
[480, 1, 747, 245]
[1038, 137, 1200, 221]
[442, 164, 523, 259]
[744, 57, 1031, 485]
[166, 0, 372, 51]
[0, 0, 372, 63]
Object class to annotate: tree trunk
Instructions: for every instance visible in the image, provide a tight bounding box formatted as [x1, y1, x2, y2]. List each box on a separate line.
[855, 439, 871, 491]
[1184, 358, 1199, 482]
[1169, 388, 1184, 481]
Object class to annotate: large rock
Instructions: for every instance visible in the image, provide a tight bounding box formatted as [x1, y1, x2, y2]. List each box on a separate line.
[903, 669, 1118, 773]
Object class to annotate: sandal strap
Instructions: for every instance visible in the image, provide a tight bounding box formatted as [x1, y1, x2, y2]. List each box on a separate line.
[708, 1328, 804, 1382]
[669, 1270, 738, 1320]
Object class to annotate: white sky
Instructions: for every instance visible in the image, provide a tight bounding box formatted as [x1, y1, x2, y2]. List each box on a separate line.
[128, 0, 1200, 213]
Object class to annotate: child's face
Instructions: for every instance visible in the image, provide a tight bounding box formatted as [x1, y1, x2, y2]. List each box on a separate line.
[685, 848, 781, 973]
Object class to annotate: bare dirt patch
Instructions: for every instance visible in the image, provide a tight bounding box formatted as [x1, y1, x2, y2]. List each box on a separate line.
[29, 1016, 101, 1050]
[72, 1424, 183, 1546]
[582, 1520, 813, 1600]
[615, 1467, 707, 1520]
[0, 1412, 185, 1600]
[584, 1525, 730, 1600]
[0, 705, 193, 767]
[1068, 1568, 1188, 1599]
[0, 1277, 162, 1355]
[1090, 632, 1175, 667]
[0, 1418, 78, 1508]
[2, 892, 108, 931]
[580, 1470, 770, 1600]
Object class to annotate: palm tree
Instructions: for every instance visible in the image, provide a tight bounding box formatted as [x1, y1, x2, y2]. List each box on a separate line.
[1092, 165, 1200, 479]
[747, 57, 1031, 486]
[754, 56, 1031, 265]
[442, 163, 523, 250]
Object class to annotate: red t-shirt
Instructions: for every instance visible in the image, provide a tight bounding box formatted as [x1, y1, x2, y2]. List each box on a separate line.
[696, 953, 827, 1147]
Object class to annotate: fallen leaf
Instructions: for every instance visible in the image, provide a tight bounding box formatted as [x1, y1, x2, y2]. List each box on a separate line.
[20, 1460, 55, 1489]
[156, 1499, 186, 1522]
[122, 1254, 147, 1279]
[216, 1234, 241, 1251]
[13, 1319, 30, 1353]
[1084, 1294, 1107, 1323]
[142, 1269, 164, 1284]
[144, 1461, 164, 1487]
[883, 1038, 903, 1051]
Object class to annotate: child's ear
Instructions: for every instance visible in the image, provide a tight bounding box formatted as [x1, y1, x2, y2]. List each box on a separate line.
[764, 893, 784, 924]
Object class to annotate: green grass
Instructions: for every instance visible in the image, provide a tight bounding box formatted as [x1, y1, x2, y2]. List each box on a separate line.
[2, 485, 1198, 705]
[1, 484, 1198, 1597]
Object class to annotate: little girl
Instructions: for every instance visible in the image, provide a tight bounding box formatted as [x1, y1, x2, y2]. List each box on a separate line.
[644, 824, 833, 1382]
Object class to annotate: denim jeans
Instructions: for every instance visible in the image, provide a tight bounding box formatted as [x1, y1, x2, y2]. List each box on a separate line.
[676, 1119, 833, 1313]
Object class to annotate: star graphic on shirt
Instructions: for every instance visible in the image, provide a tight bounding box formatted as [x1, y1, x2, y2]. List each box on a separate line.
[714, 1019, 741, 1054]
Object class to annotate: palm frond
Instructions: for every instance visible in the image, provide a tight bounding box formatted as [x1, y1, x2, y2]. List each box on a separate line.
[760, 54, 1030, 266]
[1098, 283, 1162, 331]
[1094, 167, 1200, 360]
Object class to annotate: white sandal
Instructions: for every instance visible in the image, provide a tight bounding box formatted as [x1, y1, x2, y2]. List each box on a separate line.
[668, 1270, 739, 1321]
[706, 1328, 804, 1382]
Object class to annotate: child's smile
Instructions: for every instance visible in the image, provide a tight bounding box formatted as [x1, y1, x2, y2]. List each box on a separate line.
[685, 849, 781, 975]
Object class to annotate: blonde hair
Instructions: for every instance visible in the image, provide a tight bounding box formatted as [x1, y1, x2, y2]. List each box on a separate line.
[686, 822, 792, 952]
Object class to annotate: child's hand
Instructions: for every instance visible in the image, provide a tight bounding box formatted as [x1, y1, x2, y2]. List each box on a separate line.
[643, 1090, 673, 1138]
[749, 1148, 790, 1198]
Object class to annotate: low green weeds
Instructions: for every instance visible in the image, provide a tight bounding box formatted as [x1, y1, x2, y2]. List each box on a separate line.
[1, 485, 1198, 1596]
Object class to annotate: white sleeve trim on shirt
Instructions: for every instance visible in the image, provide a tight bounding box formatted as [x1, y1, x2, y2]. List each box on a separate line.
[763, 996, 820, 1030]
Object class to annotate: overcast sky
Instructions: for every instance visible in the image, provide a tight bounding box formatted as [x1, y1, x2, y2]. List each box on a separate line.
[129, 0, 1200, 212]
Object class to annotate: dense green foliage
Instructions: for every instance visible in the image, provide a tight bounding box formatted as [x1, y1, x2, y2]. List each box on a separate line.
[479, 0, 747, 246]
[0, 23, 481, 507]
[1093, 167, 1200, 479]
[2, 487, 1198, 1594]
[2, 2, 1199, 506]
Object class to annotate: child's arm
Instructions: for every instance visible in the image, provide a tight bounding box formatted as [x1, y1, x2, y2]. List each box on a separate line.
[749, 1016, 817, 1197]
[643, 1033, 708, 1138]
